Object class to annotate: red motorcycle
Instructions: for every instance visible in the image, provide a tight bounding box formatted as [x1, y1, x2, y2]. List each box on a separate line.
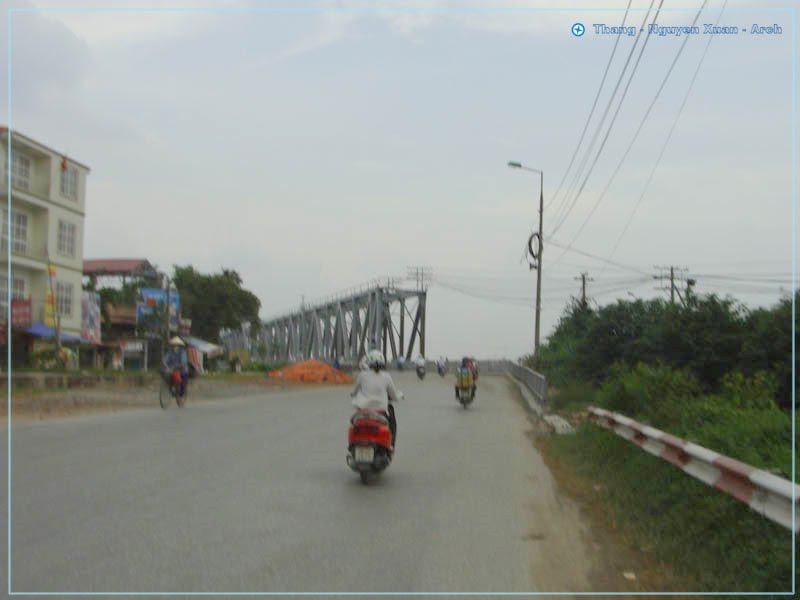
[347, 409, 394, 484]
[160, 367, 187, 409]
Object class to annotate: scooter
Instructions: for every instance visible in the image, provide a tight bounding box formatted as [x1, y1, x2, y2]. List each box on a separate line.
[455, 367, 475, 408]
[416, 365, 426, 380]
[347, 409, 394, 484]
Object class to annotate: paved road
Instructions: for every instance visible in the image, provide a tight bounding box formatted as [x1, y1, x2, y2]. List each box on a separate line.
[2, 372, 595, 595]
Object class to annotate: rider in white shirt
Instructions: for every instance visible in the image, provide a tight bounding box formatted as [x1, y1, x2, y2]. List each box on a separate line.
[351, 350, 400, 448]
[414, 355, 426, 369]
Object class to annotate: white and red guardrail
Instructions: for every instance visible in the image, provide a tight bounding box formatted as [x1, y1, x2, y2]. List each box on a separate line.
[588, 406, 799, 533]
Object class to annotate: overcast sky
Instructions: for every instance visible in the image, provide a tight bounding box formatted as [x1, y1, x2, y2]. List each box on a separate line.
[3, 0, 796, 358]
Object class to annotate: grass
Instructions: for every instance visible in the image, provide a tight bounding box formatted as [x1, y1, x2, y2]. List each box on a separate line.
[541, 419, 796, 594]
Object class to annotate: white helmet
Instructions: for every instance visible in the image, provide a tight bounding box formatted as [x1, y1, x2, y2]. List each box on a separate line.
[366, 349, 385, 369]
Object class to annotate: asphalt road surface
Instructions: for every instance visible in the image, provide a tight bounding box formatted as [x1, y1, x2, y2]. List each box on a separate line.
[2, 372, 595, 595]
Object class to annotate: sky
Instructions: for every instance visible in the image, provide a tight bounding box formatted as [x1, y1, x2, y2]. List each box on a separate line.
[2, 0, 796, 359]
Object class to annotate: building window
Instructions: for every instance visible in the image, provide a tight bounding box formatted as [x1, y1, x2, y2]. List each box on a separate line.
[56, 281, 73, 317]
[0, 277, 23, 318]
[1, 209, 28, 254]
[12, 277, 24, 299]
[57, 221, 76, 258]
[60, 166, 78, 200]
[4, 152, 31, 191]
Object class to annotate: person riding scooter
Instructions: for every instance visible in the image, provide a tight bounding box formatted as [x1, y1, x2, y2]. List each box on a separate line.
[351, 350, 400, 450]
[455, 356, 478, 398]
[436, 356, 447, 376]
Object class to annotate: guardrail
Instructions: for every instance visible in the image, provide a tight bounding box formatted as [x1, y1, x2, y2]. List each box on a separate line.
[508, 363, 548, 405]
[588, 406, 799, 533]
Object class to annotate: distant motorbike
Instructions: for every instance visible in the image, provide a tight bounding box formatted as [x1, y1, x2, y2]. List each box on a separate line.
[437, 363, 446, 377]
[159, 367, 187, 409]
[455, 367, 475, 408]
[347, 406, 396, 484]
[416, 365, 426, 380]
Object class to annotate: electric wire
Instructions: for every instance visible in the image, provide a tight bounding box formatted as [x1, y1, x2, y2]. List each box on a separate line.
[602, 0, 728, 269]
[546, 0, 634, 213]
[551, 0, 710, 268]
[549, 0, 663, 238]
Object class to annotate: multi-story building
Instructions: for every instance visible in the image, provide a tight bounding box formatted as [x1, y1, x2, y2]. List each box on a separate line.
[1, 127, 89, 338]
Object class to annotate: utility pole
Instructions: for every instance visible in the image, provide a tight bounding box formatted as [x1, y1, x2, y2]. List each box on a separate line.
[574, 271, 593, 308]
[162, 273, 171, 359]
[654, 266, 689, 305]
[406, 266, 432, 291]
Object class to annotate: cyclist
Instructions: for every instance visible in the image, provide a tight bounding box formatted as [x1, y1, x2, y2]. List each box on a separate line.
[162, 337, 189, 397]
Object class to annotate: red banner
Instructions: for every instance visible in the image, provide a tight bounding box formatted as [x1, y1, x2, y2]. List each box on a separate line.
[10, 298, 32, 329]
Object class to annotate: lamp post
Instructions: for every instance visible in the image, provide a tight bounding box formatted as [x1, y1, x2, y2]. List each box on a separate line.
[508, 161, 544, 359]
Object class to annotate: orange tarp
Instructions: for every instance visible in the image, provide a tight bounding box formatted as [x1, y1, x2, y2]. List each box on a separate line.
[269, 359, 352, 384]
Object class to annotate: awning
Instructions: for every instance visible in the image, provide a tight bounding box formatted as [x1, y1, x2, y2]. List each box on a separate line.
[25, 322, 86, 344]
[182, 335, 225, 358]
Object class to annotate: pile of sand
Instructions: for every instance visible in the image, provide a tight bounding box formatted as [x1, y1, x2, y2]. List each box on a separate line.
[268, 359, 352, 384]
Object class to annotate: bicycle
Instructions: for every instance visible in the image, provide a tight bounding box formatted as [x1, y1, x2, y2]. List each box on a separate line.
[159, 368, 187, 409]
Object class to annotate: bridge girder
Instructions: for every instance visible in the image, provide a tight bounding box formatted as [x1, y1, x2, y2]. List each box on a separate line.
[260, 286, 426, 364]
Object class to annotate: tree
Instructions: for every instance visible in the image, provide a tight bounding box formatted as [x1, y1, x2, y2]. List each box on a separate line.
[171, 266, 261, 343]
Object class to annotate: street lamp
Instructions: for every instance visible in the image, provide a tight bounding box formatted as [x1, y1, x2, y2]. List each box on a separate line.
[508, 160, 544, 360]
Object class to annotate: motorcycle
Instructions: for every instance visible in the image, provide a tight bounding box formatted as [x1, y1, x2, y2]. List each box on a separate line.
[416, 365, 426, 380]
[437, 363, 446, 377]
[347, 409, 394, 484]
[455, 367, 475, 408]
[159, 367, 187, 409]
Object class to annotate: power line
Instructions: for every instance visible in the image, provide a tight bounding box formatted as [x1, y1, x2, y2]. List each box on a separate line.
[548, 0, 658, 230]
[547, 238, 651, 276]
[547, 0, 634, 214]
[603, 0, 727, 268]
[549, 0, 663, 238]
[552, 0, 710, 266]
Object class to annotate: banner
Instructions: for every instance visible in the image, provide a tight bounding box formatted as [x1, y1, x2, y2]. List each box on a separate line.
[136, 288, 180, 331]
[81, 291, 101, 344]
[10, 298, 32, 329]
[44, 289, 56, 327]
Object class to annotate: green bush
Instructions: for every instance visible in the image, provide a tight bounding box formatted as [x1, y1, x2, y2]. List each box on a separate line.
[547, 383, 595, 413]
[596, 362, 699, 423]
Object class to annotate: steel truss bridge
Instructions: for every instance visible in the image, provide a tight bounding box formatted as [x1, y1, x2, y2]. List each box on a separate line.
[258, 280, 427, 364]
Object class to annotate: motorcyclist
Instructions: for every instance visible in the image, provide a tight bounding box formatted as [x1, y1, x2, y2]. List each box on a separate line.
[456, 356, 478, 397]
[436, 356, 447, 371]
[162, 337, 189, 397]
[397, 355, 406, 371]
[351, 350, 400, 450]
[414, 355, 426, 371]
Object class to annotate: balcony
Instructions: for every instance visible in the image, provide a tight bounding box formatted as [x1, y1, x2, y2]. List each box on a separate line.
[5, 244, 48, 270]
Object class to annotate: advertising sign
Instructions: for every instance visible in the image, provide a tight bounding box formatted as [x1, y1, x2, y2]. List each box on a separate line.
[136, 288, 180, 331]
[44, 289, 56, 328]
[81, 292, 102, 344]
[10, 298, 32, 328]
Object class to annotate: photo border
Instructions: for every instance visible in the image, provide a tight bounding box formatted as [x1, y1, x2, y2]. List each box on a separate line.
[5, 3, 797, 596]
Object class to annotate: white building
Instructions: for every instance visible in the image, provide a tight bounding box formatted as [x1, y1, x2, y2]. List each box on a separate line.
[1, 127, 90, 337]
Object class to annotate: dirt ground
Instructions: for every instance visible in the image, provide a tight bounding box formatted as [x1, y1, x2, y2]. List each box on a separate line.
[527, 419, 689, 597]
[2, 375, 345, 421]
[500, 377, 684, 596]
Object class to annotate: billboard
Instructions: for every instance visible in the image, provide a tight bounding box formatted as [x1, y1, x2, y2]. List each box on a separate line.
[81, 292, 102, 344]
[136, 288, 180, 331]
[10, 298, 32, 329]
